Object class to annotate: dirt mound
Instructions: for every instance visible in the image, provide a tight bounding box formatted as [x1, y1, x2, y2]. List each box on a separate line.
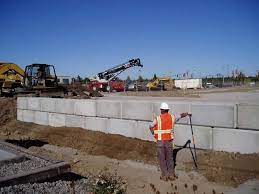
[0, 98, 16, 127]
[36, 127, 157, 164]
[1, 120, 259, 187]
[184, 150, 259, 187]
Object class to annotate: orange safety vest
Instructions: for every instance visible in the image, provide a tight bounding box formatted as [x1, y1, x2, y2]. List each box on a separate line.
[153, 113, 175, 141]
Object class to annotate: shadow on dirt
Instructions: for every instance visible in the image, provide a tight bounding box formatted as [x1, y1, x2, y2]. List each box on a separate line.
[5, 139, 48, 149]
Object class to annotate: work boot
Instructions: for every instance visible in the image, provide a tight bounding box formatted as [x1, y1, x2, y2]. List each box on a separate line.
[167, 175, 176, 181]
[167, 173, 178, 181]
[160, 175, 168, 181]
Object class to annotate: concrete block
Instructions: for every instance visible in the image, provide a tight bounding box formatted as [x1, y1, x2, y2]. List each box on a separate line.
[41, 98, 57, 112]
[23, 110, 35, 123]
[136, 121, 155, 141]
[35, 111, 49, 125]
[97, 101, 121, 118]
[153, 102, 190, 124]
[49, 113, 65, 127]
[0, 149, 17, 161]
[191, 103, 234, 128]
[238, 104, 259, 130]
[74, 100, 96, 116]
[107, 119, 138, 138]
[17, 97, 28, 110]
[27, 97, 41, 111]
[84, 117, 108, 133]
[65, 115, 84, 128]
[17, 109, 23, 121]
[55, 99, 75, 114]
[121, 101, 153, 121]
[213, 128, 259, 154]
[174, 124, 212, 149]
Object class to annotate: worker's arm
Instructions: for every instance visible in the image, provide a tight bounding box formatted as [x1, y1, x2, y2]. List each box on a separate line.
[149, 119, 157, 135]
[174, 112, 191, 123]
[180, 112, 190, 118]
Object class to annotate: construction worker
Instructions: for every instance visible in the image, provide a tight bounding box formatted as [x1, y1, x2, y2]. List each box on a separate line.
[149, 102, 189, 181]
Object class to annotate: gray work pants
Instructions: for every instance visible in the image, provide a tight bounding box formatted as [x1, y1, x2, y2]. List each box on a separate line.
[157, 140, 174, 177]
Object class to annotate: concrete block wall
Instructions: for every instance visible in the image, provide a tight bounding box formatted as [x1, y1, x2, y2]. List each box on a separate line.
[17, 97, 259, 154]
[97, 101, 120, 118]
[238, 104, 259, 130]
[212, 128, 259, 153]
[174, 125, 213, 150]
[49, 113, 66, 127]
[84, 117, 108, 133]
[35, 111, 49, 125]
[191, 103, 235, 128]
[121, 101, 153, 121]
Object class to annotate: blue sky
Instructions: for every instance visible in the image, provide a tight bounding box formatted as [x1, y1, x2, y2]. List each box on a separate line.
[1, 0, 258, 78]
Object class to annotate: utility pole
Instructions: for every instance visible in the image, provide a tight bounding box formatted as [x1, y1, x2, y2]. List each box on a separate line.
[223, 74, 225, 87]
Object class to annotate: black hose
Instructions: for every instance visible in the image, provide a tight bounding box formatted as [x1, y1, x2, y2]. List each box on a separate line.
[189, 115, 197, 161]
[172, 139, 197, 168]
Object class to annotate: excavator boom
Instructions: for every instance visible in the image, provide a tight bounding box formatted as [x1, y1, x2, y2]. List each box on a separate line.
[0, 63, 24, 79]
[89, 58, 143, 92]
[97, 58, 143, 81]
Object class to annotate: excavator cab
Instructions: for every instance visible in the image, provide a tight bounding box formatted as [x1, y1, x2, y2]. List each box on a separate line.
[24, 64, 58, 89]
[22, 64, 66, 97]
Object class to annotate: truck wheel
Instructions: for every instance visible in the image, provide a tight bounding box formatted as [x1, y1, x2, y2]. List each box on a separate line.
[106, 85, 112, 92]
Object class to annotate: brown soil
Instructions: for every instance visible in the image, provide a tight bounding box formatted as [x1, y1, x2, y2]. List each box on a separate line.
[0, 97, 16, 127]
[184, 150, 259, 187]
[37, 127, 157, 164]
[0, 97, 259, 189]
[1, 120, 259, 187]
[1, 122, 157, 164]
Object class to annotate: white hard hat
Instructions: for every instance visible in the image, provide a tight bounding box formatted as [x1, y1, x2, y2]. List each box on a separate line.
[160, 102, 170, 110]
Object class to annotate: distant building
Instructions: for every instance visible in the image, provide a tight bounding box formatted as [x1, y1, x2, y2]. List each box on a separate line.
[57, 75, 72, 85]
[175, 78, 202, 89]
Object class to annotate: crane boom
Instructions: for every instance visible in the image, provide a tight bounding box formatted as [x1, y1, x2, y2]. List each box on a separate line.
[96, 58, 143, 81]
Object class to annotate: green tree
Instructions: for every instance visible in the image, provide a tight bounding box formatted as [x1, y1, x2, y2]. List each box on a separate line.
[83, 77, 90, 84]
[152, 74, 157, 81]
[77, 75, 82, 82]
[238, 72, 245, 84]
[138, 75, 144, 82]
[126, 76, 131, 83]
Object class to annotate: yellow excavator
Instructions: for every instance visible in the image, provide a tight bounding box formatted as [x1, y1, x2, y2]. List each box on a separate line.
[146, 77, 175, 91]
[0, 62, 67, 97]
[21, 63, 67, 97]
[0, 62, 24, 96]
[0, 62, 98, 98]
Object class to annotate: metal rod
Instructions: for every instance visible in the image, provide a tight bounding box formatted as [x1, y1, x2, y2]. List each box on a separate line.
[189, 115, 197, 161]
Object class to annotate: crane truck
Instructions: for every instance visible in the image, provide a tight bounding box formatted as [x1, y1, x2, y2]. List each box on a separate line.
[87, 58, 143, 92]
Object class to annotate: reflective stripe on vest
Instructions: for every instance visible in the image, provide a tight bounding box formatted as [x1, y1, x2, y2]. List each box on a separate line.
[154, 114, 175, 141]
[170, 113, 175, 139]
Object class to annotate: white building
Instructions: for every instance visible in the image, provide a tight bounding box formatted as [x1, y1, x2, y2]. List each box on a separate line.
[175, 78, 203, 89]
[57, 76, 72, 85]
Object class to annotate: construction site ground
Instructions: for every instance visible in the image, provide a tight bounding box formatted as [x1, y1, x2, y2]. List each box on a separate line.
[0, 94, 259, 194]
[109, 86, 259, 104]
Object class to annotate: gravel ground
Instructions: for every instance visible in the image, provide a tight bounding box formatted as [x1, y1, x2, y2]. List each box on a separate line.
[0, 158, 51, 177]
[0, 178, 92, 194]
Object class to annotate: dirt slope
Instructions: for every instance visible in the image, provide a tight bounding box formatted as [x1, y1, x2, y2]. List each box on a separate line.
[1, 120, 259, 187]
[0, 97, 16, 127]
